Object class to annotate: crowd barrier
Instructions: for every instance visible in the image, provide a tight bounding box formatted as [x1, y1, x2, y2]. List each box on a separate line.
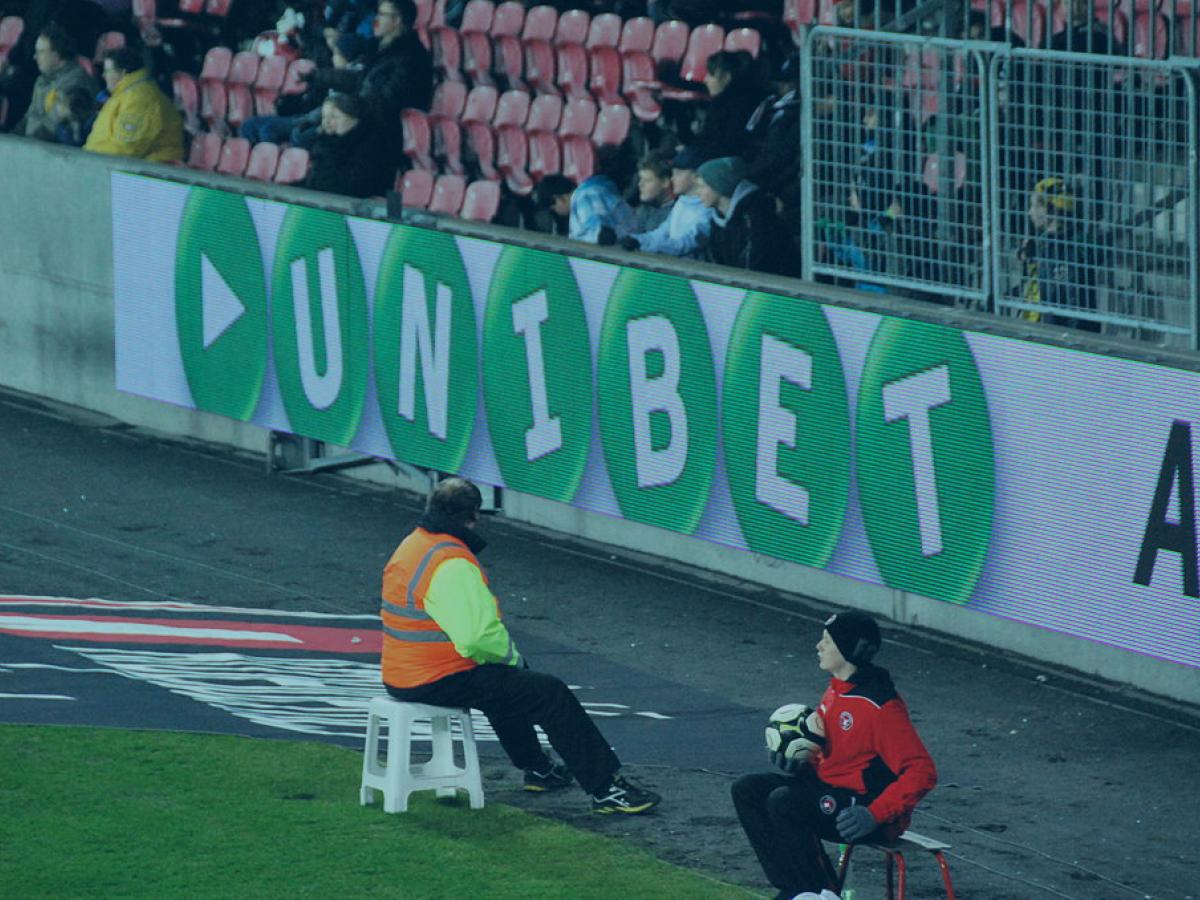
[802, 27, 1200, 347]
[2, 134, 1198, 705]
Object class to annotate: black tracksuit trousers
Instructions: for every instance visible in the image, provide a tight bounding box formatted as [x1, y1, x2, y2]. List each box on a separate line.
[386, 663, 620, 795]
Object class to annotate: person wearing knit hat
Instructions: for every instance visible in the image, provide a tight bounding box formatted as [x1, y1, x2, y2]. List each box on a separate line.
[1018, 175, 1099, 332]
[695, 156, 801, 278]
[731, 610, 937, 899]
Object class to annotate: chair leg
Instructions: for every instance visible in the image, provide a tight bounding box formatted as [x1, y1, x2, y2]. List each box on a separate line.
[835, 844, 854, 891]
[459, 712, 485, 809]
[933, 850, 957, 900]
[360, 711, 380, 806]
[385, 709, 410, 812]
[895, 851, 907, 900]
[885, 851, 896, 900]
[429, 713, 459, 799]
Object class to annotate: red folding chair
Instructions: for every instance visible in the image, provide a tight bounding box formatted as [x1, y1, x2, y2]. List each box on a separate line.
[254, 55, 287, 115]
[216, 136, 251, 176]
[431, 27, 464, 82]
[556, 8, 590, 44]
[400, 168, 435, 208]
[401, 109, 435, 170]
[460, 179, 501, 221]
[587, 12, 622, 48]
[592, 101, 630, 146]
[245, 141, 281, 181]
[522, 4, 559, 93]
[527, 92, 563, 132]
[273, 146, 310, 184]
[493, 89, 530, 128]
[619, 16, 655, 55]
[186, 132, 222, 170]
[561, 135, 594, 183]
[430, 174, 467, 214]
[558, 96, 596, 136]
[589, 45, 623, 103]
[460, 0, 496, 84]
[492, 1, 527, 88]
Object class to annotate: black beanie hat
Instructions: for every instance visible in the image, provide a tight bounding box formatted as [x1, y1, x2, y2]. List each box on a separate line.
[824, 610, 881, 666]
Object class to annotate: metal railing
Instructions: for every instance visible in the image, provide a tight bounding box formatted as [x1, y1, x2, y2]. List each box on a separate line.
[801, 25, 1200, 347]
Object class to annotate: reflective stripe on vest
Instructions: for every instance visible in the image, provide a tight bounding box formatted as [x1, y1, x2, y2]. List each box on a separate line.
[406, 540, 462, 610]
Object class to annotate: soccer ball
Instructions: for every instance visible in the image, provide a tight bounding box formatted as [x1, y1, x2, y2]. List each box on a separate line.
[764, 703, 825, 765]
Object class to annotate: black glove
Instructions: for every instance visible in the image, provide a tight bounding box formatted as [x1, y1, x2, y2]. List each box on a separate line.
[836, 804, 877, 842]
[768, 749, 800, 774]
[596, 225, 617, 246]
[619, 235, 640, 251]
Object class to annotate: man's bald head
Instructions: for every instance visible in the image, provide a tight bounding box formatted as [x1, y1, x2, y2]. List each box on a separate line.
[427, 477, 483, 527]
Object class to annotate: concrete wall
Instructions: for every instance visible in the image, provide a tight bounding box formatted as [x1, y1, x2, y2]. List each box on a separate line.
[3, 135, 1196, 705]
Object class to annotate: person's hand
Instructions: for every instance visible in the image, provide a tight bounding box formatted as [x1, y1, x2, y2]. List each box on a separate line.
[596, 225, 617, 246]
[619, 235, 639, 251]
[836, 804, 877, 842]
[767, 749, 799, 774]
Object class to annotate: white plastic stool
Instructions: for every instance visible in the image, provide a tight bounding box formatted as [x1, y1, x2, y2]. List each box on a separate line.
[360, 697, 484, 813]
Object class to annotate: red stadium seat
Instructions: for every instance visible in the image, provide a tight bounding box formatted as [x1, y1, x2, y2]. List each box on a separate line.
[205, 0, 233, 16]
[658, 23, 723, 100]
[522, 5, 559, 93]
[200, 81, 227, 132]
[724, 27, 761, 57]
[430, 174, 467, 214]
[587, 12, 622, 48]
[559, 96, 596, 136]
[177, 0, 204, 13]
[216, 136, 251, 176]
[527, 93, 563, 131]
[557, 43, 590, 97]
[619, 16, 655, 54]
[650, 20, 690, 69]
[186, 132, 221, 170]
[282, 58, 315, 95]
[254, 55, 287, 115]
[589, 46, 623, 103]
[461, 89, 500, 177]
[561, 135, 594, 183]
[400, 168, 435, 208]
[245, 141, 280, 181]
[461, 179, 502, 221]
[493, 89, 531, 127]
[463, 84, 499, 123]
[415, 0, 434, 30]
[199, 45, 233, 82]
[528, 131, 562, 182]
[274, 146, 310, 184]
[133, 0, 190, 30]
[172, 71, 200, 132]
[592, 101, 630, 146]
[431, 27, 464, 81]
[0, 15, 24, 52]
[435, 119, 466, 174]
[226, 84, 253, 128]
[492, 1, 527, 88]
[227, 51, 260, 86]
[401, 109, 435, 169]
[1133, 10, 1168, 56]
[1009, 0, 1047, 46]
[497, 126, 533, 194]
[93, 31, 125, 64]
[460, 0, 496, 84]
[556, 8, 590, 45]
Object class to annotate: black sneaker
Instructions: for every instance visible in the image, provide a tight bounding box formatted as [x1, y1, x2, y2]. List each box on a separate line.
[591, 774, 661, 814]
[523, 762, 574, 792]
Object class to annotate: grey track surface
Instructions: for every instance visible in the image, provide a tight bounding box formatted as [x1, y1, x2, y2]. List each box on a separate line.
[0, 387, 1197, 899]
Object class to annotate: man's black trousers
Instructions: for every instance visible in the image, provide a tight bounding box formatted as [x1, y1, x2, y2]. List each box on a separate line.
[386, 664, 620, 795]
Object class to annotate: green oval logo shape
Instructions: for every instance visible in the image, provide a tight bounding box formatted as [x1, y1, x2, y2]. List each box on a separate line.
[596, 268, 717, 533]
[856, 319, 995, 604]
[270, 206, 369, 445]
[175, 188, 267, 421]
[482, 246, 591, 501]
[373, 227, 476, 472]
[723, 293, 851, 566]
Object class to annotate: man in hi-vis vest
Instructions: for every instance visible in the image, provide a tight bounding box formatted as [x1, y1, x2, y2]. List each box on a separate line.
[381, 477, 661, 815]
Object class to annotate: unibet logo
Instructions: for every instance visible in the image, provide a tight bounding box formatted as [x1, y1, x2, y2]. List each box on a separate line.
[175, 190, 267, 420]
[722, 293, 851, 567]
[271, 206, 368, 445]
[482, 246, 591, 501]
[855, 319, 994, 604]
[373, 227, 476, 473]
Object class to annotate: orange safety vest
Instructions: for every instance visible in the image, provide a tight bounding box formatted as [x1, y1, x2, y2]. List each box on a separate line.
[380, 527, 493, 689]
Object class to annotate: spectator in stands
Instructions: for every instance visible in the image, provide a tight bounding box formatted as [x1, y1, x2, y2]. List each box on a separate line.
[695, 155, 800, 277]
[1051, 0, 1126, 54]
[745, 53, 801, 225]
[51, 83, 96, 146]
[325, 0, 379, 43]
[1018, 176, 1101, 331]
[533, 174, 575, 236]
[688, 50, 765, 160]
[569, 146, 638, 244]
[619, 146, 714, 259]
[13, 25, 95, 142]
[241, 31, 371, 148]
[83, 46, 183, 162]
[633, 152, 675, 232]
[304, 92, 395, 198]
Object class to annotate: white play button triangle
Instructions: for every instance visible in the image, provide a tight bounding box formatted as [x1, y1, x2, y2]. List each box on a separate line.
[201, 253, 246, 349]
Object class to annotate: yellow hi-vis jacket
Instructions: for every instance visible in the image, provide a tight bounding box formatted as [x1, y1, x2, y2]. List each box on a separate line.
[84, 69, 184, 163]
[381, 527, 521, 689]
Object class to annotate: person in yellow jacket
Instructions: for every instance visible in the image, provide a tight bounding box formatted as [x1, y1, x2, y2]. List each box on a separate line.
[84, 47, 183, 163]
[381, 477, 661, 814]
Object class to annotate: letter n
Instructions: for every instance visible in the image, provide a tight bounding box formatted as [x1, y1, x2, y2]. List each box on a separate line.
[1133, 420, 1199, 597]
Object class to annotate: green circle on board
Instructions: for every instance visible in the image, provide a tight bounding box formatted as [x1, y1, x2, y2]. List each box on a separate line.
[373, 226, 476, 472]
[482, 246, 591, 501]
[722, 293, 851, 566]
[270, 206, 368, 446]
[855, 318, 995, 604]
[174, 189, 267, 421]
[595, 268, 717, 533]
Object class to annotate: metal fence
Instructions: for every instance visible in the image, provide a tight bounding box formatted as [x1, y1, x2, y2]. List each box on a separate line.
[801, 26, 1200, 347]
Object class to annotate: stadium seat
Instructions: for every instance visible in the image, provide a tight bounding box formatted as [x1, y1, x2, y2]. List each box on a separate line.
[227, 51, 260, 87]
[199, 46, 232, 131]
[659, 23, 724, 101]
[253, 55, 287, 115]
[205, 0, 232, 16]
[186, 132, 221, 170]
[783, 0, 817, 44]
[1008, 0, 1047, 46]
[902, 48, 941, 124]
[132, 0, 189, 31]
[557, 43, 590, 98]
[556, 8, 590, 45]
[650, 19, 690, 71]
[589, 45, 623, 103]
[401, 109, 435, 169]
[1134, 10, 1169, 56]
[561, 134, 594, 183]
[431, 27, 464, 82]
[93, 31, 126, 65]
[619, 16, 655, 55]
[528, 131, 562, 182]
[459, 0, 495, 85]
[273, 146, 310, 184]
[587, 12, 622, 48]
[619, 18, 659, 121]
[244, 141, 280, 181]
[492, 1, 527, 88]
[522, 5, 559, 93]
[200, 45, 233, 82]
[921, 151, 967, 195]
[724, 27, 761, 57]
[559, 96, 596, 136]
[400, 168, 435, 208]
[461, 86, 500, 179]
[835, 830, 958, 900]
[430, 174, 467, 214]
[461, 179, 501, 221]
[172, 71, 200, 132]
[281, 58, 315, 96]
[0, 15, 23, 52]
[527, 92, 563, 132]
[216, 136, 251, 176]
[493, 88, 531, 128]
[178, 0, 204, 14]
[592, 101, 630, 146]
[225, 83, 253, 129]
[497, 125, 533, 194]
